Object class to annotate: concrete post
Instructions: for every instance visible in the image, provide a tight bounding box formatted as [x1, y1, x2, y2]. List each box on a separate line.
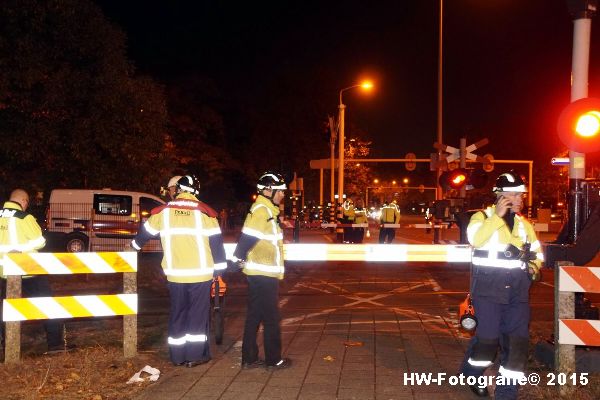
[123, 272, 137, 358]
[4, 276, 22, 363]
[555, 261, 575, 397]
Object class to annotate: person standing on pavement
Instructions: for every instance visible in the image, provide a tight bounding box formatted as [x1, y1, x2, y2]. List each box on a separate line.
[353, 198, 368, 243]
[379, 198, 400, 244]
[459, 172, 543, 399]
[130, 175, 227, 367]
[341, 198, 355, 243]
[233, 171, 291, 370]
[0, 189, 72, 354]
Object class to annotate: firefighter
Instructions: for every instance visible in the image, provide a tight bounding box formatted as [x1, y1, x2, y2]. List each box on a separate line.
[130, 175, 226, 367]
[341, 198, 355, 243]
[379, 198, 400, 243]
[1, 189, 73, 354]
[233, 171, 291, 370]
[459, 172, 543, 399]
[353, 198, 368, 243]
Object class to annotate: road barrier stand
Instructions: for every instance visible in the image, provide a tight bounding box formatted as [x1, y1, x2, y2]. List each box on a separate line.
[2, 252, 138, 363]
[555, 261, 600, 396]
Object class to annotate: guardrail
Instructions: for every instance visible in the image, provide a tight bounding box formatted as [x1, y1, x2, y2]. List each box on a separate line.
[2, 252, 137, 363]
[555, 261, 600, 394]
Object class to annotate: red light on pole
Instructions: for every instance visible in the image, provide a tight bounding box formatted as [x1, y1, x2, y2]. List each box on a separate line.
[557, 97, 600, 153]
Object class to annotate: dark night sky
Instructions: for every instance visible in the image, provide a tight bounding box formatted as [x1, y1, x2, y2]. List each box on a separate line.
[96, 0, 600, 171]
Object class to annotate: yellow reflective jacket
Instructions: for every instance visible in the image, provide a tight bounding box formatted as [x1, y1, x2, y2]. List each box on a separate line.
[132, 193, 226, 283]
[238, 195, 285, 280]
[1, 201, 46, 277]
[467, 206, 543, 269]
[354, 207, 368, 224]
[380, 203, 400, 224]
[342, 201, 355, 221]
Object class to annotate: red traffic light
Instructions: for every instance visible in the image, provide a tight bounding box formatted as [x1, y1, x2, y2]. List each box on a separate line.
[449, 169, 468, 189]
[439, 168, 469, 191]
[557, 97, 600, 153]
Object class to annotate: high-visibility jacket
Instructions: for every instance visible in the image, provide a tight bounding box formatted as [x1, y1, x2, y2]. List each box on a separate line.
[380, 203, 400, 224]
[467, 206, 543, 303]
[234, 195, 284, 280]
[342, 201, 355, 222]
[131, 193, 226, 284]
[0, 201, 46, 277]
[354, 207, 368, 224]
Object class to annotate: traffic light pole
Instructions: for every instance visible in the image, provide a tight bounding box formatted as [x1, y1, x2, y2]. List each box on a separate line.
[459, 138, 467, 198]
[568, 14, 592, 243]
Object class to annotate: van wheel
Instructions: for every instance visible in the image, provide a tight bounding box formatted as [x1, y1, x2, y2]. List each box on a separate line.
[65, 233, 88, 252]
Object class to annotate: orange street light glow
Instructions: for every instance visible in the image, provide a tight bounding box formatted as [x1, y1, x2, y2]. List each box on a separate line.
[361, 81, 373, 90]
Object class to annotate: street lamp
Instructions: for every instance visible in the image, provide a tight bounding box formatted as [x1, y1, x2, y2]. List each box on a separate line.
[338, 81, 373, 206]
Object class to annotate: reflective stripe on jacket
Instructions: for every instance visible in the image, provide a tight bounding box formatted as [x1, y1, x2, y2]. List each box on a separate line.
[133, 193, 225, 283]
[240, 195, 285, 279]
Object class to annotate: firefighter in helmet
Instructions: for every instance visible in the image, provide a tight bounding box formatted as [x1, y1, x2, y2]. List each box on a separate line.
[233, 171, 291, 370]
[130, 175, 226, 367]
[342, 197, 355, 243]
[459, 171, 543, 399]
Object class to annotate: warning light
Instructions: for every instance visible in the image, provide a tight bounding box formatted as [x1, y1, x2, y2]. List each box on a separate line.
[557, 97, 600, 153]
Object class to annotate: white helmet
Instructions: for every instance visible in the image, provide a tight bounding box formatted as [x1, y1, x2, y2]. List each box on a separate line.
[168, 175, 182, 189]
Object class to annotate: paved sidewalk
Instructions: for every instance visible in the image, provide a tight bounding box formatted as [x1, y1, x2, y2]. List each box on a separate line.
[134, 309, 476, 400]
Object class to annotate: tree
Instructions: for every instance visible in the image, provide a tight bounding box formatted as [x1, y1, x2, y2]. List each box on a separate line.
[0, 0, 169, 196]
[343, 137, 372, 200]
[165, 75, 242, 207]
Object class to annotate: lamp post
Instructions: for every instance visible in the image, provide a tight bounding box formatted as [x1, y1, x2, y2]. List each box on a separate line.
[337, 82, 373, 207]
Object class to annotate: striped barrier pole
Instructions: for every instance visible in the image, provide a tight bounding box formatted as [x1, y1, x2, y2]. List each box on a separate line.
[2, 252, 137, 363]
[222, 243, 472, 263]
[556, 262, 600, 380]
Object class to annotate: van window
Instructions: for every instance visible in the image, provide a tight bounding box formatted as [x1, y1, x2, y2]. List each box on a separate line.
[93, 194, 132, 216]
[140, 196, 163, 218]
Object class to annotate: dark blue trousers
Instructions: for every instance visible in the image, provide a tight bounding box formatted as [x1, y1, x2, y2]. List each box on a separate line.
[460, 297, 530, 400]
[242, 275, 281, 366]
[167, 281, 212, 365]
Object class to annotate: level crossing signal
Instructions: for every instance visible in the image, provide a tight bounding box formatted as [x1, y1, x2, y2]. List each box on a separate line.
[557, 97, 600, 153]
[439, 168, 488, 191]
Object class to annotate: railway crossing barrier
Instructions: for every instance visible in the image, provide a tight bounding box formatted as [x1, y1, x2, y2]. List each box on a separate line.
[2, 252, 137, 363]
[555, 262, 600, 383]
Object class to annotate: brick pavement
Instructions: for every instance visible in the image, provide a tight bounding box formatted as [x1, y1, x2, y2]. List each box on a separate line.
[134, 307, 480, 400]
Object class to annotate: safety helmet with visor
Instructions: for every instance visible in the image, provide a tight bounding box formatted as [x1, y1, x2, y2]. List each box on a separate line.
[176, 175, 201, 197]
[492, 172, 527, 193]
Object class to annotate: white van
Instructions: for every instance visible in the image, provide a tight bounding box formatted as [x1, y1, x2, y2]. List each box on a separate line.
[45, 189, 165, 252]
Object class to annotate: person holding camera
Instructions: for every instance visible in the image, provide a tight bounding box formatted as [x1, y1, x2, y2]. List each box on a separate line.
[459, 172, 543, 399]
